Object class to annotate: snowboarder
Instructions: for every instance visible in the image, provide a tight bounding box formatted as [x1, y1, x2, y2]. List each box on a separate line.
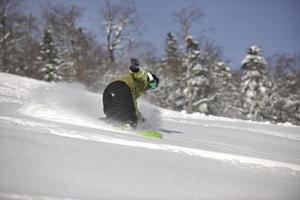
[102, 57, 159, 129]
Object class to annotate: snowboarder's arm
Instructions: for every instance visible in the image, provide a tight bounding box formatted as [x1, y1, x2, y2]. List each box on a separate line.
[129, 57, 148, 86]
[131, 68, 147, 81]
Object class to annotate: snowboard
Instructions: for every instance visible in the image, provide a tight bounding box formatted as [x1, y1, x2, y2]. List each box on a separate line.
[99, 117, 163, 139]
[137, 130, 163, 139]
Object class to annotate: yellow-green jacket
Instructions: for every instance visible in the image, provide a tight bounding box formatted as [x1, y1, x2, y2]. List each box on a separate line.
[118, 69, 149, 119]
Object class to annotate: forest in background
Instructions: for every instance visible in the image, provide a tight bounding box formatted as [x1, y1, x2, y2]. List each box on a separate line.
[0, 0, 299, 125]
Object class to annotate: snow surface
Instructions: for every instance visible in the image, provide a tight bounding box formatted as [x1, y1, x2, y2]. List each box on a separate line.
[0, 72, 300, 200]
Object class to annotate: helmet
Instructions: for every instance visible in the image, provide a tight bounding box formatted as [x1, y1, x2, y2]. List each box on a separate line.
[247, 45, 261, 55]
[147, 72, 159, 90]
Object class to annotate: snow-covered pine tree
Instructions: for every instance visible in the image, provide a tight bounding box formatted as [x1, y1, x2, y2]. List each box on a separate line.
[267, 53, 300, 125]
[208, 61, 242, 117]
[42, 5, 83, 81]
[36, 29, 63, 82]
[0, 10, 13, 72]
[240, 45, 270, 121]
[154, 32, 183, 109]
[266, 75, 290, 123]
[181, 35, 209, 113]
[0, 0, 38, 76]
[283, 74, 300, 125]
[169, 5, 212, 113]
[164, 32, 182, 76]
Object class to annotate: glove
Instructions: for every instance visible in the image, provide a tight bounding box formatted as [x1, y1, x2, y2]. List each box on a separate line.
[130, 57, 140, 72]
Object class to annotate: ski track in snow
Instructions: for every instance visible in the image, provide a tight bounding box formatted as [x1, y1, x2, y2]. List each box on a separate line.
[163, 117, 300, 142]
[163, 132, 300, 163]
[1, 115, 300, 173]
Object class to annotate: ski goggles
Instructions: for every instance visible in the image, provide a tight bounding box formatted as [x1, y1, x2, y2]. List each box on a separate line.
[148, 81, 158, 90]
[147, 72, 158, 90]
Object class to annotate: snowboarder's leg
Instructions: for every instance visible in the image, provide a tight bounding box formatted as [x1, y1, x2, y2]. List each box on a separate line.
[103, 81, 137, 127]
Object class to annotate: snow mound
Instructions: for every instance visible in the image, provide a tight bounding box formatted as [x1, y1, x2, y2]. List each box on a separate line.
[20, 82, 105, 128]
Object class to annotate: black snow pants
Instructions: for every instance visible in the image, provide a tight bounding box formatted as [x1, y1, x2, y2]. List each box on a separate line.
[103, 81, 137, 127]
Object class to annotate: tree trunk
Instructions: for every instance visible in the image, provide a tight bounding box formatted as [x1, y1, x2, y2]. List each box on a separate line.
[186, 84, 194, 114]
[107, 29, 114, 63]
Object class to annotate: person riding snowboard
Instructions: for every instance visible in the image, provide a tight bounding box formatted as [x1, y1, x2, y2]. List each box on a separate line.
[102, 57, 159, 129]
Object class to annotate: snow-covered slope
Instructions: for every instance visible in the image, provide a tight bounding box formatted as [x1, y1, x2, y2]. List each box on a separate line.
[0, 72, 299, 200]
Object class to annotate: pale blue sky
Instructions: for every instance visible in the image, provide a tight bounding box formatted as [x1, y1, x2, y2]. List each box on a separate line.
[24, 0, 300, 68]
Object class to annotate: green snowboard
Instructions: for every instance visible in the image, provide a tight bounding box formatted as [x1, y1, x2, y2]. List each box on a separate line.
[137, 130, 163, 139]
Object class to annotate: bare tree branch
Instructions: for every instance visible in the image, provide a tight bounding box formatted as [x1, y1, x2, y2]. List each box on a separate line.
[100, 0, 140, 63]
[173, 4, 205, 43]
